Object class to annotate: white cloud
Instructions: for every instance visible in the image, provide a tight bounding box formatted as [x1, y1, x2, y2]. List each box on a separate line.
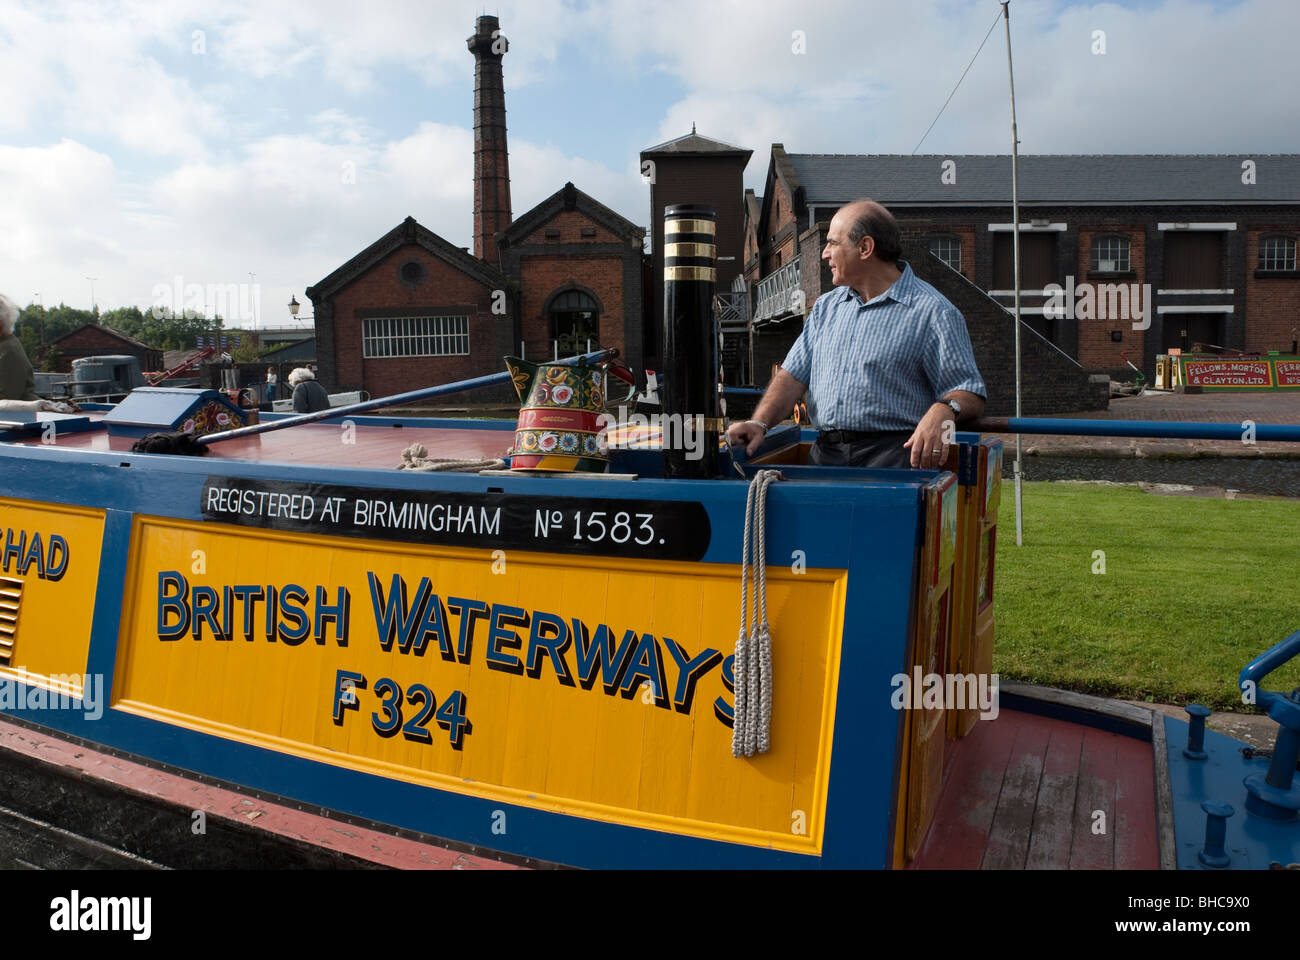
[3, 0, 1297, 312]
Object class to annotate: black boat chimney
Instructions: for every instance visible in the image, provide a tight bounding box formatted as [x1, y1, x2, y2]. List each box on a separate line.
[661, 203, 720, 478]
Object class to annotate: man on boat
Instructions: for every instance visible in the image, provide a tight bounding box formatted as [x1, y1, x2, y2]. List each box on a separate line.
[725, 200, 986, 469]
[288, 366, 330, 413]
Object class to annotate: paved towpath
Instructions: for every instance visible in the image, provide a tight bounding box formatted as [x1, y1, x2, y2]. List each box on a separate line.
[987, 389, 1300, 458]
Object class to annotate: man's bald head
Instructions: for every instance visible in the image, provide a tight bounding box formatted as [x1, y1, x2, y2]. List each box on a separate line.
[840, 200, 901, 264]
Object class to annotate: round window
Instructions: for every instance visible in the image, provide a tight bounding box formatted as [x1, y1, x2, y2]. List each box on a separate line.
[399, 260, 426, 286]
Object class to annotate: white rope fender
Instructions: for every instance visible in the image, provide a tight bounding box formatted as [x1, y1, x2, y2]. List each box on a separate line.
[397, 442, 506, 473]
[733, 468, 781, 758]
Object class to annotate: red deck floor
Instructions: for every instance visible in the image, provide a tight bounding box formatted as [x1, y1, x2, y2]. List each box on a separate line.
[909, 707, 1159, 869]
[24, 421, 515, 469]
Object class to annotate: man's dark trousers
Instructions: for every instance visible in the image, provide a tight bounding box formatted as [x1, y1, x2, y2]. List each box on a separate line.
[809, 430, 914, 468]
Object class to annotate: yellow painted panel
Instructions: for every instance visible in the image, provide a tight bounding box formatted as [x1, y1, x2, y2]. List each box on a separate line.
[0, 497, 105, 694]
[114, 516, 846, 853]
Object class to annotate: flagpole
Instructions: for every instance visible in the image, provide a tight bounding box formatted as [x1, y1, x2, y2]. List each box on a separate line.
[1002, 1, 1024, 546]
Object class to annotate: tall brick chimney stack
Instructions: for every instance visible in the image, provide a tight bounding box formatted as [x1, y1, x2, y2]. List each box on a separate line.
[467, 15, 512, 265]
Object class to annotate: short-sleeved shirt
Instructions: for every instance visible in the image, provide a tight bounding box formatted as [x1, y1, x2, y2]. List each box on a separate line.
[781, 261, 986, 432]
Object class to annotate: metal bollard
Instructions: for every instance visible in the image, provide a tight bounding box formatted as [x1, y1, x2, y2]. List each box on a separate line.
[1184, 704, 1211, 761]
[1198, 801, 1233, 868]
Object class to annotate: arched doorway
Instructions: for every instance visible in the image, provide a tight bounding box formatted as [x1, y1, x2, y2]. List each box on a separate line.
[547, 288, 601, 357]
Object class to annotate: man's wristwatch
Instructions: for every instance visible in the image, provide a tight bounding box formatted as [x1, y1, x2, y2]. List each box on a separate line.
[936, 398, 962, 419]
[747, 419, 769, 433]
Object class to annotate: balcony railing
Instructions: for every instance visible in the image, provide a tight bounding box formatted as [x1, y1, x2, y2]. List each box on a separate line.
[713, 291, 749, 330]
[754, 261, 804, 323]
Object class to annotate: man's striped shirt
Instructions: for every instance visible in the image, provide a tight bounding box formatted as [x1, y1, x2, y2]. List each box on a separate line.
[781, 260, 986, 432]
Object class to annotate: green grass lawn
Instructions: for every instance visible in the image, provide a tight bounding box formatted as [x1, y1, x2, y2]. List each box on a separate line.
[992, 481, 1300, 710]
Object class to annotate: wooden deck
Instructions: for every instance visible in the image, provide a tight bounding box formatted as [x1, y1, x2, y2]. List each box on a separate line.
[910, 707, 1159, 869]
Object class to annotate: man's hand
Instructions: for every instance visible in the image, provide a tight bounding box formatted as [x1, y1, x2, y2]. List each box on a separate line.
[725, 420, 768, 456]
[903, 403, 956, 469]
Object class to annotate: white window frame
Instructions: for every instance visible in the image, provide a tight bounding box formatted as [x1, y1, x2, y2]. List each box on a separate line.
[928, 235, 962, 272]
[1258, 235, 1298, 272]
[362, 315, 470, 358]
[1090, 234, 1131, 273]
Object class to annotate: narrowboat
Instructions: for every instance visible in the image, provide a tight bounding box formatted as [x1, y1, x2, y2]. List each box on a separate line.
[1, 208, 1298, 871]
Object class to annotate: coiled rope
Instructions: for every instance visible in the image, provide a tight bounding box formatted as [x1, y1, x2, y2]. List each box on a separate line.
[398, 443, 506, 473]
[733, 469, 781, 758]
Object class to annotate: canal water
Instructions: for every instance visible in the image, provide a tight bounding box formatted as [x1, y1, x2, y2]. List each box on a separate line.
[1016, 456, 1300, 498]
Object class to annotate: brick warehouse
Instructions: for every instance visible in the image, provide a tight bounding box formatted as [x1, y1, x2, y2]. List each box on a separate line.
[307, 15, 645, 402]
[743, 147, 1300, 413]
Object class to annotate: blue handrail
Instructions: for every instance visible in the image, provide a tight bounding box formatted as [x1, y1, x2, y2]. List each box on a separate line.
[975, 416, 1300, 443]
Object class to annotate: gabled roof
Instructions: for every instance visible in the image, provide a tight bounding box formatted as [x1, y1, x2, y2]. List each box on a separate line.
[306, 216, 507, 300]
[501, 181, 644, 245]
[744, 188, 762, 225]
[786, 154, 1300, 206]
[641, 128, 752, 159]
[51, 323, 158, 351]
[757, 144, 806, 241]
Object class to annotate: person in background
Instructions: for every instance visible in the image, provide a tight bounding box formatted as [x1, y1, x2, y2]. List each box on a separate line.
[0, 293, 38, 401]
[288, 367, 330, 413]
[265, 366, 278, 401]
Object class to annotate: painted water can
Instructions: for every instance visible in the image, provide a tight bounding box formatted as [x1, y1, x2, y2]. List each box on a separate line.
[504, 356, 635, 472]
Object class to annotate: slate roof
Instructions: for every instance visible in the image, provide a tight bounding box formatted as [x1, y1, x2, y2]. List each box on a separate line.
[642, 130, 752, 158]
[786, 154, 1300, 205]
[307, 216, 507, 299]
[51, 324, 158, 351]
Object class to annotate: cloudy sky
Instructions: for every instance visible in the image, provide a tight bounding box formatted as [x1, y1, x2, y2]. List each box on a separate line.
[2, 0, 1296, 324]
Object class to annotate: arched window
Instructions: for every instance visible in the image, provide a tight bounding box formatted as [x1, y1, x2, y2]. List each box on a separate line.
[547, 289, 601, 356]
[1091, 234, 1131, 272]
[1259, 235, 1297, 272]
[928, 235, 961, 272]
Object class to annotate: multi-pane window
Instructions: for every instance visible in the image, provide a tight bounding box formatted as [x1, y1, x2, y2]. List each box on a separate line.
[928, 235, 961, 271]
[1091, 235, 1131, 272]
[1259, 235, 1297, 271]
[362, 316, 469, 358]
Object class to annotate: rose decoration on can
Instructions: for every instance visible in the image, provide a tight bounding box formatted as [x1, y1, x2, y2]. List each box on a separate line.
[539, 432, 559, 451]
[552, 385, 573, 405]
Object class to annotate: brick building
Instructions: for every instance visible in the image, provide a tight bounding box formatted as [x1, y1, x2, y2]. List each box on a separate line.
[49, 324, 163, 373]
[640, 129, 752, 373]
[743, 147, 1300, 413]
[307, 16, 645, 401]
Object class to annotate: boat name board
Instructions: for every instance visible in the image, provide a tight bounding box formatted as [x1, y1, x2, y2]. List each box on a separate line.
[200, 477, 711, 561]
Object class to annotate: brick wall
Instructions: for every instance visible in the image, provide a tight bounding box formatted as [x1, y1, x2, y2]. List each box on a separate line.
[517, 254, 627, 360]
[904, 240, 1110, 415]
[646, 154, 748, 366]
[799, 222, 830, 314]
[52, 327, 162, 372]
[327, 244, 506, 400]
[521, 211, 621, 245]
[1075, 226, 1148, 376]
[1244, 227, 1300, 353]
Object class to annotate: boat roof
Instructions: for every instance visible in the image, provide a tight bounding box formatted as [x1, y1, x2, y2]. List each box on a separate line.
[9, 411, 517, 470]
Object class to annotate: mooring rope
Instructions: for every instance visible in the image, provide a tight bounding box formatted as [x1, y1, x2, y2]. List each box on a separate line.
[733, 469, 781, 758]
[397, 443, 506, 473]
